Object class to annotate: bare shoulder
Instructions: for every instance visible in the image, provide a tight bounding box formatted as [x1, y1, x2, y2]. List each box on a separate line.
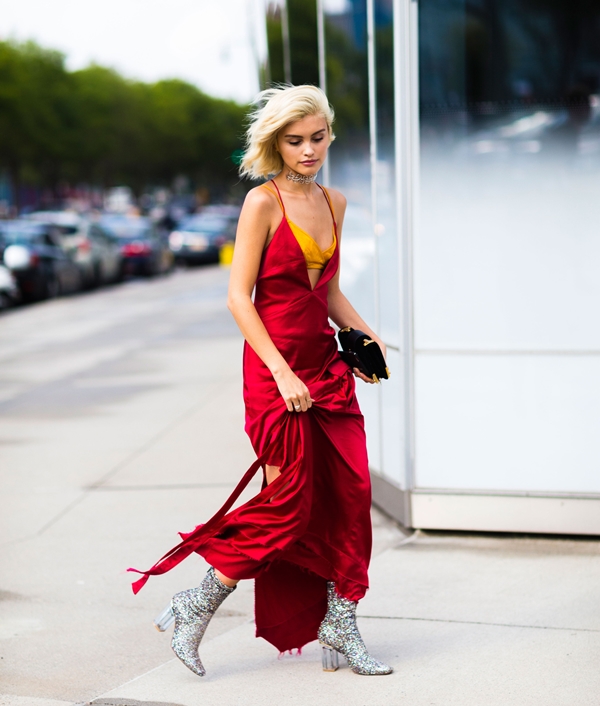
[241, 184, 279, 216]
[324, 186, 347, 215]
[237, 184, 281, 247]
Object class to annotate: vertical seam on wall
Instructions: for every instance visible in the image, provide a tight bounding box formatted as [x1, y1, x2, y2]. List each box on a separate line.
[316, 0, 330, 188]
[366, 0, 384, 476]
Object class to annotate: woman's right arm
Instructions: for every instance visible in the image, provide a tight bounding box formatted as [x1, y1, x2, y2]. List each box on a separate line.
[227, 189, 313, 413]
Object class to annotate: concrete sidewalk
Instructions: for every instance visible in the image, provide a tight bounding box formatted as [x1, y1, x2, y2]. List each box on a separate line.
[1, 268, 599, 706]
[92, 531, 600, 706]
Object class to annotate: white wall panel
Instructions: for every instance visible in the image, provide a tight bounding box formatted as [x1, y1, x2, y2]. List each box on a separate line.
[414, 353, 600, 493]
[412, 492, 600, 535]
[380, 348, 406, 487]
[415, 168, 600, 351]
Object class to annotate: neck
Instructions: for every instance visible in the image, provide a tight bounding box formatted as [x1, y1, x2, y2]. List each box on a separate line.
[287, 168, 317, 184]
[276, 168, 319, 194]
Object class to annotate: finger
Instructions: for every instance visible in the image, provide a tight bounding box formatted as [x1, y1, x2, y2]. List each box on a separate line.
[353, 367, 368, 381]
[292, 398, 302, 413]
[299, 397, 309, 412]
[307, 397, 313, 409]
[354, 368, 373, 384]
[286, 399, 294, 412]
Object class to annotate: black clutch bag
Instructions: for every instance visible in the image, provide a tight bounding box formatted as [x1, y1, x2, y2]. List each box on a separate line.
[337, 327, 390, 382]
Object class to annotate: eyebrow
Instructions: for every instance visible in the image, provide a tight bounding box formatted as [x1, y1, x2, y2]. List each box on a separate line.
[284, 129, 327, 138]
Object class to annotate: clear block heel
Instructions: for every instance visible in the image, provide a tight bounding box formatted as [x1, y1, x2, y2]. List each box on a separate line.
[317, 582, 393, 675]
[154, 603, 175, 632]
[321, 644, 339, 672]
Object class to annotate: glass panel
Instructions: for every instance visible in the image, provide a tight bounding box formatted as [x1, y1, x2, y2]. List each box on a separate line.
[418, 0, 600, 351]
[373, 0, 405, 486]
[380, 348, 405, 487]
[374, 0, 400, 349]
[416, 1, 600, 492]
[265, 1, 319, 85]
[415, 354, 600, 493]
[324, 0, 380, 471]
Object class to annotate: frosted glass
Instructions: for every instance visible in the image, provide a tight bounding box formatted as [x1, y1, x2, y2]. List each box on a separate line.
[380, 348, 405, 488]
[415, 353, 600, 493]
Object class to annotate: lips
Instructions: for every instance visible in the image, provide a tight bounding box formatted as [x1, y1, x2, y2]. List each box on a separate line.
[301, 160, 317, 166]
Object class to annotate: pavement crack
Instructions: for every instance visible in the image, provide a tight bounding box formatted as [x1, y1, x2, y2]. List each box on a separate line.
[34, 491, 89, 537]
[358, 614, 600, 632]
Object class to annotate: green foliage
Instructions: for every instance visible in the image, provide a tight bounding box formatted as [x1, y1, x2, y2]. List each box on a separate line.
[264, 3, 368, 143]
[289, 0, 319, 86]
[265, 0, 318, 85]
[0, 39, 247, 200]
[325, 21, 369, 142]
[266, 11, 285, 84]
[0, 41, 75, 188]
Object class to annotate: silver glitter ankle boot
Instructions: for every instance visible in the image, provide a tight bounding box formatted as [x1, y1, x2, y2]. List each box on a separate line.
[317, 582, 393, 675]
[170, 567, 236, 677]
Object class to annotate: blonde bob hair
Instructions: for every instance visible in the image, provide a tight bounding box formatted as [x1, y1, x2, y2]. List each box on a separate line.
[239, 84, 335, 180]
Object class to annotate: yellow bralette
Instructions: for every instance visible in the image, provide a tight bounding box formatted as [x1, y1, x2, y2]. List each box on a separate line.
[262, 184, 337, 271]
[288, 221, 336, 271]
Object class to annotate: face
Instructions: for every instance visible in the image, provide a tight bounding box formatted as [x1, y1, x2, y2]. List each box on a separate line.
[276, 114, 330, 177]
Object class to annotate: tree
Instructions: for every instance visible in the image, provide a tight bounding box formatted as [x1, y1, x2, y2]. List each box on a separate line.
[264, 2, 368, 143]
[0, 39, 248, 206]
[0, 41, 75, 207]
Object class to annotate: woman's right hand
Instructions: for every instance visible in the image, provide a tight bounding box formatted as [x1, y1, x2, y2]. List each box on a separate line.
[273, 367, 313, 413]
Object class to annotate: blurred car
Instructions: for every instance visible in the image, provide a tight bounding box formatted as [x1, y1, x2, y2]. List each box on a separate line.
[26, 211, 123, 288]
[169, 207, 240, 265]
[99, 215, 173, 277]
[0, 264, 19, 309]
[0, 221, 82, 301]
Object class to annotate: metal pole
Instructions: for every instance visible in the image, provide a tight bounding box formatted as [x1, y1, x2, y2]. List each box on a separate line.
[263, 0, 272, 87]
[366, 0, 384, 474]
[407, 0, 419, 500]
[316, 0, 326, 94]
[393, 0, 419, 519]
[316, 0, 330, 186]
[367, 0, 379, 336]
[248, 0, 262, 93]
[282, 0, 292, 84]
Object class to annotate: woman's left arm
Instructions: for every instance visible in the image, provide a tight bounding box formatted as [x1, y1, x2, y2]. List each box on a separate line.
[326, 191, 387, 384]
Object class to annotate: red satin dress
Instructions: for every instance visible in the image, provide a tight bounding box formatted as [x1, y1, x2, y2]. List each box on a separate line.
[130, 182, 373, 653]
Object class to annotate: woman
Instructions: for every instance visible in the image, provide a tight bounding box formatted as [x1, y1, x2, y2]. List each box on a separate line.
[130, 85, 392, 678]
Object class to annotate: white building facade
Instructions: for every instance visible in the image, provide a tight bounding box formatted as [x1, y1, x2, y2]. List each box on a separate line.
[273, 0, 600, 534]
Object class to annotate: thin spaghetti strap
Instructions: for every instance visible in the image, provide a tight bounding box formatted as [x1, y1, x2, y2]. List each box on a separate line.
[261, 182, 285, 214]
[316, 184, 337, 229]
[268, 181, 286, 215]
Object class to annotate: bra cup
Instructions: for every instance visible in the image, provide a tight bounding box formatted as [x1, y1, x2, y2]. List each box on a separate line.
[260, 182, 337, 271]
[288, 220, 336, 271]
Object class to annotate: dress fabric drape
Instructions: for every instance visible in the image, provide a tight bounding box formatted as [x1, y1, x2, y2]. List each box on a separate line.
[129, 186, 373, 653]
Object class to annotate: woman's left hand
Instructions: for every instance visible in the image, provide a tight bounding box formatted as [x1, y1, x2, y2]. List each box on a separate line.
[353, 368, 377, 384]
[352, 336, 387, 385]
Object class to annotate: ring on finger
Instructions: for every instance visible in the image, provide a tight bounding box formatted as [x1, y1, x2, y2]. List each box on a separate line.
[294, 403, 301, 411]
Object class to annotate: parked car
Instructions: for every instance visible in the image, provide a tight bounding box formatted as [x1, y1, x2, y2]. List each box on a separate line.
[169, 207, 240, 265]
[0, 264, 19, 309]
[0, 221, 82, 301]
[26, 212, 123, 288]
[99, 215, 173, 277]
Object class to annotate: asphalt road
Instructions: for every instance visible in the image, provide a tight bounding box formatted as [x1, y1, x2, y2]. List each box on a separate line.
[0, 267, 404, 704]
